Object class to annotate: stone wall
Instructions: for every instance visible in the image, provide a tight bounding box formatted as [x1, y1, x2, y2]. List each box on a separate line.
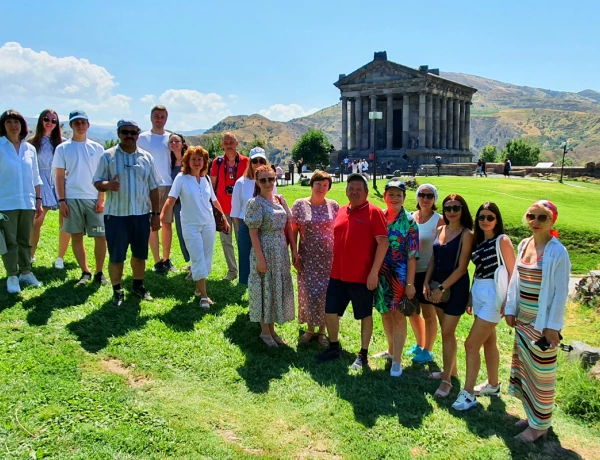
[485, 163, 600, 178]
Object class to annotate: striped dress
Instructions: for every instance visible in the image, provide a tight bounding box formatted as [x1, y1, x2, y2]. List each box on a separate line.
[509, 255, 557, 430]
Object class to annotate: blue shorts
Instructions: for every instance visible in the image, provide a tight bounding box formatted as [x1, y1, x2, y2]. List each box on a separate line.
[104, 214, 150, 263]
[325, 278, 374, 320]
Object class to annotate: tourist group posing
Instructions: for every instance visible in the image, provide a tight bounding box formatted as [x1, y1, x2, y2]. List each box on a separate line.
[0, 106, 570, 443]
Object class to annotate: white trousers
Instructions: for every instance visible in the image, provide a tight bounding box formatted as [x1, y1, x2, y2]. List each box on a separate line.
[182, 222, 216, 281]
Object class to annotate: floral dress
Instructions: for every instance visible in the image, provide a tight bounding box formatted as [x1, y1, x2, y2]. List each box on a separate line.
[245, 194, 295, 324]
[374, 208, 420, 313]
[291, 198, 339, 328]
[37, 137, 59, 209]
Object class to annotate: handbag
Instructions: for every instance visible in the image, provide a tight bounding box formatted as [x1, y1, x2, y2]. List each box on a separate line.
[205, 177, 228, 234]
[275, 195, 292, 246]
[428, 229, 464, 303]
[399, 294, 420, 317]
[494, 234, 510, 309]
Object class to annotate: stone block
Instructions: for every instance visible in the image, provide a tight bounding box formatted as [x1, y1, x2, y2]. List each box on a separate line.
[569, 341, 600, 367]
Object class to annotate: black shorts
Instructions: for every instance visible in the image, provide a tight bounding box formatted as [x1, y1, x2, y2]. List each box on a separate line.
[325, 278, 373, 320]
[429, 273, 470, 316]
[105, 214, 151, 263]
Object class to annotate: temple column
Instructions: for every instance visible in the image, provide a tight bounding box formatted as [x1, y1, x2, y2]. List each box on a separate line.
[370, 95, 377, 151]
[447, 98, 454, 149]
[459, 100, 466, 150]
[465, 102, 471, 151]
[433, 96, 440, 149]
[452, 98, 460, 150]
[355, 97, 362, 152]
[386, 94, 393, 151]
[402, 95, 409, 148]
[426, 94, 433, 148]
[362, 97, 369, 150]
[341, 96, 348, 151]
[350, 98, 356, 150]
[440, 97, 447, 149]
[418, 92, 426, 148]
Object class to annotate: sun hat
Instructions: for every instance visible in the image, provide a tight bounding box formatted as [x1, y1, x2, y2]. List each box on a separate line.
[416, 183, 439, 202]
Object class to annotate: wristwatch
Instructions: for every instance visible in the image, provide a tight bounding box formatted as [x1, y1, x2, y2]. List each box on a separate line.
[439, 285, 445, 292]
[151, 212, 160, 216]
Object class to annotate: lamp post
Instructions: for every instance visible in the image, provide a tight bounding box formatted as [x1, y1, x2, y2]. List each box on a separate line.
[369, 110, 383, 189]
[559, 141, 569, 184]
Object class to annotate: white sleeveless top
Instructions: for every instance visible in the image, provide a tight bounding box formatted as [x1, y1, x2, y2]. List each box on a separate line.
[412, 211, 443, 272]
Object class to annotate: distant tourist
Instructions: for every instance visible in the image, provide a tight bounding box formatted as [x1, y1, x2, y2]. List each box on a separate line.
[361, 158, 369, 178]
[351, 160, 359, 174]
[317, 173, 388, 370]
[386, 161, 392, 175]
[28, 109, 70, 268]
[0, 110, 43, 293]
[210, 132, 249, 281]
[275, 164, 284, 183]
[93, 119, 162, 306]
[452, 202, 515, 411]
[161, 146, 229, 309]
[424, 194, 473, 398]
[476, 159, 484, 177]
[481, 160, 487, 177]
[291, 171, 339, 347]
[503, 158, 512, 178]
[52, 110, 108, 286]
[505, 200, 570, 443]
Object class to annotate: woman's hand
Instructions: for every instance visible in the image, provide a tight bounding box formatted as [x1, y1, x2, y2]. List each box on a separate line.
[466, 294, 473, 315]
[423, 284, 431, 300]
[500, 300, 506, 318]
[405, 284, 416, 299]
[428, 288, 442, 304]
[257, 257, 268, 273]
[543, 328, 561, 348]
[223, 219, 231, 234]
[505, 315, 516, 328]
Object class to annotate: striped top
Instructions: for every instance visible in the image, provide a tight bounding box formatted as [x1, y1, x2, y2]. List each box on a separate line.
[516, 255, 543, 325]
[93, 145, 162, 216]
[472, 236, 499, 279]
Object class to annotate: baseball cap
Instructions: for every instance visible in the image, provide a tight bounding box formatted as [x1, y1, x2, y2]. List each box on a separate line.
[68, 110, 88, 123]
[249, 147, 267, 160]
[347, 173, 368, 187]
[385, 178, 406, 192]
[117, 119, 140, 130]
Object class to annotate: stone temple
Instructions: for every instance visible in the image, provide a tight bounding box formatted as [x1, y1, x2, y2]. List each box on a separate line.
[334, 51, 477, 169]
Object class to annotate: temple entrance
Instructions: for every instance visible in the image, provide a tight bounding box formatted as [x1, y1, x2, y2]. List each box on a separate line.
[393, 109, 402, 149]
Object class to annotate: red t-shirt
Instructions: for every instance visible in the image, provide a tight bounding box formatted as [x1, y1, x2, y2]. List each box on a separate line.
[330, 201, 388, 284]
[210, 153, 250, 215]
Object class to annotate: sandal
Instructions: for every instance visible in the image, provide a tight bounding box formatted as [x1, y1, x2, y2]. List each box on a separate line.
[515, 419, 529, 430]
[317, 333, 329, 348]
[299, 331, 314, 344]
[271, 333, 286, 345]
[434, 380, 453, 398]
[429, 371, 459, 380]
[514, 427, 548, 443]
[199, 297, 210, 310]
[259, 334, 278, 347]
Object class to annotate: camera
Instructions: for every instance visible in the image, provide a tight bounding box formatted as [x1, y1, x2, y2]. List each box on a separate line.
[225, 185, 234, 195]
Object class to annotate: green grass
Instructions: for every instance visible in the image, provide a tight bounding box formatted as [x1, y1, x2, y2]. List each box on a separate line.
[1, 177, 600, 459]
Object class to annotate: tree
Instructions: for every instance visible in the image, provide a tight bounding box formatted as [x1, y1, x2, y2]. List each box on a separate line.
[556, 155, 575, 167]
[199, 134, 224, 159]
[501, 139, 541, 166]
[291, 129, 330, 169]
[104, 139, 119, 149]
[480, 145, 498, 163]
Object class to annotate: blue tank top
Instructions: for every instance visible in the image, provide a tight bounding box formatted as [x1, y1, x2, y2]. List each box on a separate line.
[433, 230, 463, 275]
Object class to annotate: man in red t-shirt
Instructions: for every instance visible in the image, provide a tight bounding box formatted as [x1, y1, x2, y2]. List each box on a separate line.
[318, 174, 389, 370]
[210, 132, 249, 280]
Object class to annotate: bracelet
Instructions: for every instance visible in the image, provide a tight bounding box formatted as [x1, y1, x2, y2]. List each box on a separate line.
[406, 283, 413, 286]
[58, 199, 66, 203]
[151, 212, 160, 216]
[36, 197, 42, 201]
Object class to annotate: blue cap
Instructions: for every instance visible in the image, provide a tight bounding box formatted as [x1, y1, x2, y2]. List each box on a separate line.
[385, 178, 406, 191]
[117, 119, 140, 130]
[68, 110, 88, 123]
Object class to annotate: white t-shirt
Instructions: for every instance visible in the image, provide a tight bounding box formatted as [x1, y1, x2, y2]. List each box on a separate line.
[351, 163, 359, 174]
[230, 176, 278, 220]
[137, 131, 171, 185]
[412, 211, 443, 272]
[169, 173, 216, 226]
[52, 139, 104, 199]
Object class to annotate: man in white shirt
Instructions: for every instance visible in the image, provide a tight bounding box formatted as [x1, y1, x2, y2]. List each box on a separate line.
[52, 110, 107, 286]
[137, 105, 172, 275]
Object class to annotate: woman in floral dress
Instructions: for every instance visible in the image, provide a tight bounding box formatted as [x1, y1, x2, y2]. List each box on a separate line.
[291, 171, 339, 347]
[245, 165, 297, 347]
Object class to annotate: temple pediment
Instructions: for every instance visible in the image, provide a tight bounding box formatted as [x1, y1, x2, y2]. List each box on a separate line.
[336, 60, 423, 87]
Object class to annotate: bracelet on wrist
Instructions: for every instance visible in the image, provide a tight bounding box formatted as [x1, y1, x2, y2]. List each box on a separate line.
[151, 212, 160, 216]
[58, 199, 66, 203]
[36, 197, 42, 201]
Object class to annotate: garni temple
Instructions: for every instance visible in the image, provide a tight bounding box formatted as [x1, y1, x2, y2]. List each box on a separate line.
[334, 51, 477, 169]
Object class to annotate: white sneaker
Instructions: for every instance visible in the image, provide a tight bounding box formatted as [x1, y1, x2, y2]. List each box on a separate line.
[474, 382, 501, 397]
[390, 361, 403, 377]
[19, 272, 42, 287]
[54, 257, 65, 269]
[7, 276, 21, 293]
[452, 389, 478, 411]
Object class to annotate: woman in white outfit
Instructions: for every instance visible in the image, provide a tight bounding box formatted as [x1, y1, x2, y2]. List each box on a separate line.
[452, 202, 515, 411]
[161, 146, 229, 309]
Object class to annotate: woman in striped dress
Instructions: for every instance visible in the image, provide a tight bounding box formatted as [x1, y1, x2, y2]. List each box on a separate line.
[504, 200, 571, 442]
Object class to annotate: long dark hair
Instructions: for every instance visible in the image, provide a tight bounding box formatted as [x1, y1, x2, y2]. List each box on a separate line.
[474, 202, 505, 245]
[442, 194, 473, 230]
[169, 133, 188, 168]
[29, 109, 63, 154]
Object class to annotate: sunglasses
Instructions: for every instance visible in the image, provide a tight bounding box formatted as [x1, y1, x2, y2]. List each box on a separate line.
[526, 213, 549, 223]
[43, 116, 58, 125]
[169, 140, 182, 144]
[258, 177, 276, 184]
[119, 129, 140, 136]
[443, 204, 462, 213]
[251, 158, 267, 165]
[477, 215, 496, 222]
[418, 193, 435, 200]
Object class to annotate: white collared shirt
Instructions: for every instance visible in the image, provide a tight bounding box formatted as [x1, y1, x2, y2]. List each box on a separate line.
[0, 136, 43, 210]
[230, 176, 278, 220]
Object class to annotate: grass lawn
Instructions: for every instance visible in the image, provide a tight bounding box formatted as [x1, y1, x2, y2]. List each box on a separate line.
[1, 177, 599, 459]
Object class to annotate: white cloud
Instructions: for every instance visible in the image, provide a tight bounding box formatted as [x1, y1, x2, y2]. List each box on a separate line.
[140, 94, 155, 104]
[258, 103, 319, 121]
[0, 42, 131, 120]
[157, 89, 231, 130]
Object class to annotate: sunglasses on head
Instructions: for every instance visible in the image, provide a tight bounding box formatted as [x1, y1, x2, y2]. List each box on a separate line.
[119, 129, 140, 136]
[43, 116, 58, 125]
[443, 204, 462, 213]
[418, 192, 435, 200]
[258, 177, 276, 184]
[251, 158, 267, 165]
[526, 213, 549, 223]
[477, 215, 496, 222]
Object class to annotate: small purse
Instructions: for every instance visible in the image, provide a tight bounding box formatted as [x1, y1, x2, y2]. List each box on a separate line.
[399, 295, 420, 316]
[428, 229, 464, 303]
[494, 234, 510, 309]
[205, 177, 228, 234]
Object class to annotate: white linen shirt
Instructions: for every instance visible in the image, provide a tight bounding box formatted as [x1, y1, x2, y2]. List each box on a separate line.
[230, 176, 277, 220]
[52, 139, 105, 199]
[169, 173, 216, 226]
[505, 237, 571, 332]
[0, 137, 43, 211]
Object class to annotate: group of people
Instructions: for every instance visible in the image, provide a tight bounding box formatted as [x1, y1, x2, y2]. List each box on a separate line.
[344, 158, 370, 177]
[1, 106, 570, 444]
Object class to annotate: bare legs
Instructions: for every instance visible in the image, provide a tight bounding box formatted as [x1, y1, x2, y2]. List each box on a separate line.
[71, 233, 107, 274]
[464, 317, 499, 394]
[108, 256, 145, 286]
[436, 307, 460, 394]
[31, 209, 71, 260]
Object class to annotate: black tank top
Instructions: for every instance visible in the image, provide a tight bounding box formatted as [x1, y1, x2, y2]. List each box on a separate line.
[472, 236, 499, 279]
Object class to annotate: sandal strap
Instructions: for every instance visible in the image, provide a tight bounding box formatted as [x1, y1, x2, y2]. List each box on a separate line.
[441, 380, 453, 387]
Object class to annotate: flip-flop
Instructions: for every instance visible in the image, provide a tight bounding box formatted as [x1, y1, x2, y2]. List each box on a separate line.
[298, 331, 314, 344]
[259, 334, 278, 347]
[199, 297, 210, 310]
[317, 333, 329, 348]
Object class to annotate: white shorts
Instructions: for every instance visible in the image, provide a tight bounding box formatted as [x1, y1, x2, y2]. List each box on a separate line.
[472, 278, 501, 324]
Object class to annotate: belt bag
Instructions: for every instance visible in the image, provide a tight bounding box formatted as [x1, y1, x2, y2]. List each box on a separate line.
[494, 234, 509, 309]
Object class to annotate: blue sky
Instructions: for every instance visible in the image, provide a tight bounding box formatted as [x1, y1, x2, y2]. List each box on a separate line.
[1, 0, 598, 130]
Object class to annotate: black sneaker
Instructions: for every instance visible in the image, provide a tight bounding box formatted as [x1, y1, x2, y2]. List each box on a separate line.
[317, 345, 342, 362]
[76, 271, 92, 286]
[132, 285, 153, 301]
[93, 272, 109, 285]
[152, 261, 167, 275]
[163, 259, 178, 273]
[112, 289, 125, 306]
